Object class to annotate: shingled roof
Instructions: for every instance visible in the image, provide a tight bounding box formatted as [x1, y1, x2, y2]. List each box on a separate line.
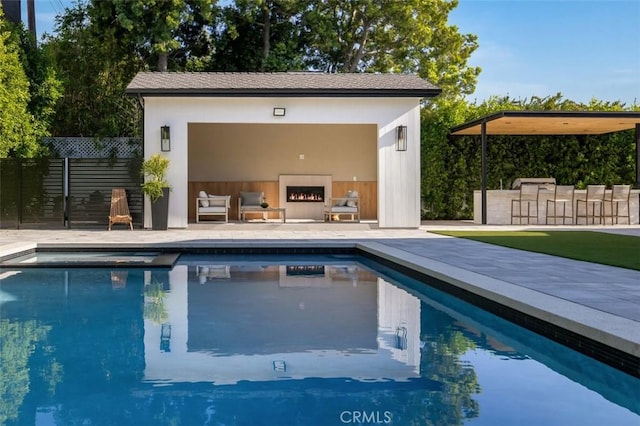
[126, 72, 441, 98]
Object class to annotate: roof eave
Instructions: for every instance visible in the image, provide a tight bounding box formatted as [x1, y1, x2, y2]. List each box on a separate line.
[125, 87, 442, 98]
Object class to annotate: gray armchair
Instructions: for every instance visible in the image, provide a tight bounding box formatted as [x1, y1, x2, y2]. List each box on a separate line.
[323, 190, 360, 222]
[238, 191, 265, 221]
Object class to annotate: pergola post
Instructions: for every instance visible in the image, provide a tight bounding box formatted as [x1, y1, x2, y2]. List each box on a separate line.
[481, 121, 487, 224]
[636, 123, 640, 188]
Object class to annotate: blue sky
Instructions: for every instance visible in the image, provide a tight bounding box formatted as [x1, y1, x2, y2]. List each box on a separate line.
[26, 0, 640, 106]
[450, 0, 640, 106]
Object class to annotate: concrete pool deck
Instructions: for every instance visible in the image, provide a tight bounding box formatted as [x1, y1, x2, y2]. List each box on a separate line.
[1, 222, 638, 376]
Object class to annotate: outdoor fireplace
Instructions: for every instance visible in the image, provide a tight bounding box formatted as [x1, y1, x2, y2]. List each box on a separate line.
[286, 186, 325, 202]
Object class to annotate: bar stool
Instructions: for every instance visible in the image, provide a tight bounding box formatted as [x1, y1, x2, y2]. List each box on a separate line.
[511, 184, 540, 224]
[604, 184, 631, 225]
[545, 185, 574, 224]
[575, 185, 606, 225]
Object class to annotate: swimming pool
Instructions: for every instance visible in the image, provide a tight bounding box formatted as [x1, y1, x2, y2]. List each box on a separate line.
[0, 254, 638, 425]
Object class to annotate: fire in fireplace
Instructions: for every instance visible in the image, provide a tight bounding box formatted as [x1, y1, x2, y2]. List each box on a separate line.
[286, 186, 325, 202]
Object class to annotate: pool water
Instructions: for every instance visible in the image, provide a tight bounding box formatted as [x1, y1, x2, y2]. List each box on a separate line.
[0, 254, 638, 425]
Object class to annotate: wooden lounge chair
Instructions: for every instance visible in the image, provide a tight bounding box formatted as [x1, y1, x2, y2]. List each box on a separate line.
[108, 188, 134, 230]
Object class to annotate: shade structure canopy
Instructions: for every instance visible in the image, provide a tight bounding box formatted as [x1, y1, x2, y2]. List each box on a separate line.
[449, 110, 640, 224]
[450, 110, 640, 136]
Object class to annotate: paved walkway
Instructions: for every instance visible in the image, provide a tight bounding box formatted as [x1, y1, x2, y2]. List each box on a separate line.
[1, 223, 639, 373]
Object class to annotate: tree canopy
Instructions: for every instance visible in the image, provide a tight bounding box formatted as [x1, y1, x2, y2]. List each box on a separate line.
[0, 10, 60, 157]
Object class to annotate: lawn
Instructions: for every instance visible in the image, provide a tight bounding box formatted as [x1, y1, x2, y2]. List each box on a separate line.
[430, 231, 640, 271]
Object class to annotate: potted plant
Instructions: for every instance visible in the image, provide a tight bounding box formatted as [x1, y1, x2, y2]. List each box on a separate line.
[141, 154, 171, 230]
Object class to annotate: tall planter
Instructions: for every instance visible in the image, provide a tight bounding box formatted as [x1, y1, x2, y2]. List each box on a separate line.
[141, 154, 171, 230]
[151, 187, 170, 230]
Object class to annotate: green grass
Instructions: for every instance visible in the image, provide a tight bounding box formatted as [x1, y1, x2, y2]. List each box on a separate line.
[430, 231, 640, 271]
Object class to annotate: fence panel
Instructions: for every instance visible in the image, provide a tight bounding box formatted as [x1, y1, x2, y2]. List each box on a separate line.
[0, 159, 65, 228]
[68, 158, 143, 229]
[0, 158, 143, 229]
[0, 159, 20, 228]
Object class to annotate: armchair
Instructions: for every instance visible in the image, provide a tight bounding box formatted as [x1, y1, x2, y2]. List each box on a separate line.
[196, 191, 230, 223]
[324, 190, 360, 222]
[238, 191, 265, 221]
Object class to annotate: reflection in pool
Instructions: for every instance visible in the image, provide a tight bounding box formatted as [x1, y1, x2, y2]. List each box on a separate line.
[0, 254, 638, 425]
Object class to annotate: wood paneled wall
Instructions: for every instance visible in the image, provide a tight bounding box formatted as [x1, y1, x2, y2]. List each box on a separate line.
[189, 181, 377, 222]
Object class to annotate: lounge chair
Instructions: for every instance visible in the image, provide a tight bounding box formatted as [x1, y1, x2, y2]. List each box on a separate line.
[108, 188, 133, 230]
[324, 190, 360, 222]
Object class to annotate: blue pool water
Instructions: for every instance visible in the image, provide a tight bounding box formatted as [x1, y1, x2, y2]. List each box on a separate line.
[0, 254, 638, 425]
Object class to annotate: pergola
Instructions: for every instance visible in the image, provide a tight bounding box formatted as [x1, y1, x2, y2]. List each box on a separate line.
[449, 110, 640, 224]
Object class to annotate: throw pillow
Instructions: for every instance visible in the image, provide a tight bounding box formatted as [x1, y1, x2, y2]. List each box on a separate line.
[199, 191, 209, 207]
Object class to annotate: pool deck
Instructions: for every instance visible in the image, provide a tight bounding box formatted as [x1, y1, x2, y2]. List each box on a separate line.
[1, 221, 639, 376]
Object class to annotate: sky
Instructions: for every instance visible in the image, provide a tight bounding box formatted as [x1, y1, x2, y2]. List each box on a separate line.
[22, 0, 640, 106]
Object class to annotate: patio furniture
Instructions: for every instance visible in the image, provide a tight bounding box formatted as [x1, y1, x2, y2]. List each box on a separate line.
[545, 185, 574, 225]
[108, 188, 133, 230]
[510, 184, 540, 224]
[575, 185, 606, 225]
[604, 184, 631, 225]
[196, 265, 231, 283]
[324, 190, 360, 222]
[196, 191, 231, 223]
[238, 191, 265, 221]
[240, 206, 286, 222]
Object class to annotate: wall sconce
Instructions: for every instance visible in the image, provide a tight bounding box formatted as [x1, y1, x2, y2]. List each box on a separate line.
[273, 107, 286, 117]
[160, 126, 171, 152]
[396, 125, 407, 151]
[160, 323, 172, 352]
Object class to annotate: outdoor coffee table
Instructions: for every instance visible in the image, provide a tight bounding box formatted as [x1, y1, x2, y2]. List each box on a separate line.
[240, 207, 286, 223]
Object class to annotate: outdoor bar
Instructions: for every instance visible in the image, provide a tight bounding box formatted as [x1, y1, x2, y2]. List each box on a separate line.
[449, 111, 640, 225]
[472, 185, 640, 225]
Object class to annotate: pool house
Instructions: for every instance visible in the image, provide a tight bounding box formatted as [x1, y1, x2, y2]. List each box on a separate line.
[125, 72, 441, 229]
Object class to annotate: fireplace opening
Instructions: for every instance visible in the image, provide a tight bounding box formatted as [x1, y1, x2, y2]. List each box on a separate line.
[286, 186, 325, 202]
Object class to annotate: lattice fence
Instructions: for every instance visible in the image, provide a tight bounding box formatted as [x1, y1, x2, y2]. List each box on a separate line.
[43, 137, 142, 158]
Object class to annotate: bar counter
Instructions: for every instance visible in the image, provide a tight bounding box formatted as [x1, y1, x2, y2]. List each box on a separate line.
[473, 189, 640, 225]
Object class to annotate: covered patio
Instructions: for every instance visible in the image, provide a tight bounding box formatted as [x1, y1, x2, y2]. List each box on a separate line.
[449, 111, 640, 224]
[126, 72, 441, 229]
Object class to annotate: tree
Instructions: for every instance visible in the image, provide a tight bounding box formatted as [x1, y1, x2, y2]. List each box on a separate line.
[213, 0, 305, 71]
[88, 0, 217, 72]
[0, 13, 41, 157]
[302, 0, 480, 98]
[46, 3, 143, 137]
[15, 23, 62, 139]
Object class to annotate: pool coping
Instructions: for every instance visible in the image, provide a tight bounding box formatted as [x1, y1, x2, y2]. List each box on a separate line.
[1, 240, 638, 377]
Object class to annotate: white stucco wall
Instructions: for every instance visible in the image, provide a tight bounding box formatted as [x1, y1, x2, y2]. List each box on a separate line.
[142, 96, 421, 228]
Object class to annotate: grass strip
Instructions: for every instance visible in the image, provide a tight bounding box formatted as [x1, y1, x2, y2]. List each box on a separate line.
[430, 231, 640, 271]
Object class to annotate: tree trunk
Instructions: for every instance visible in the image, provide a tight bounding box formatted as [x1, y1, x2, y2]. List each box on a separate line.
[261, 1, 271, 71]
[158, 53, 168, 72]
